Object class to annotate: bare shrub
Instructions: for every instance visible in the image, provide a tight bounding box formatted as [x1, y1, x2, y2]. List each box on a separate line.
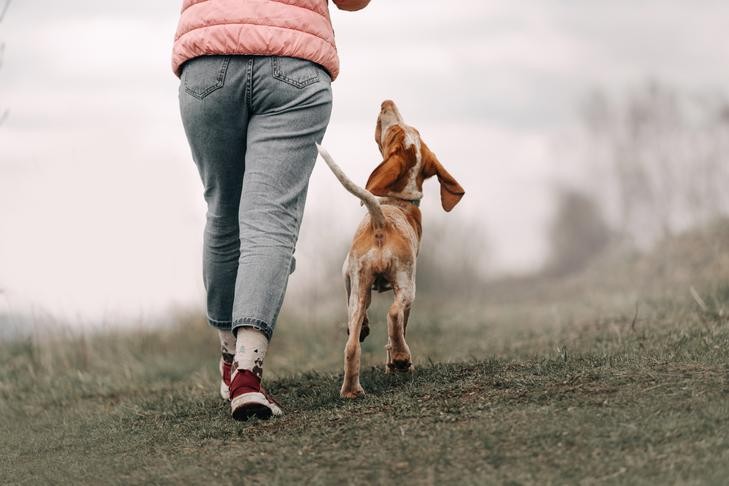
[416, 216, 490, 299]
[578, 82, 729, 247]
[543, 187, 612, 277]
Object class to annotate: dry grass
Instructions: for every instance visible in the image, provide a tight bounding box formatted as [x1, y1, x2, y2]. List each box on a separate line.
[1, 219, 729, 484]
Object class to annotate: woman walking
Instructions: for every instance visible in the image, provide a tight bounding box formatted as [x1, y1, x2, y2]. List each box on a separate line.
[173, 0, 371, 420]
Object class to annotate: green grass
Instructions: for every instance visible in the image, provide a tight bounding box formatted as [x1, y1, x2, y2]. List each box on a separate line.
[2, 222, 729, 485]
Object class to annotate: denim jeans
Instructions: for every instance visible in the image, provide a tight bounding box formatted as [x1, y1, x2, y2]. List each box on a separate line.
[179, 55, 333, 340]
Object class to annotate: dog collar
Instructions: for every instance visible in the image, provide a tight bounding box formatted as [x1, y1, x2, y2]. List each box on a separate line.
[380, 196, 421, 207]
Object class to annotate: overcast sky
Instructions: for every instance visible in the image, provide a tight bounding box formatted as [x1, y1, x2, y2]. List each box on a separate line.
[1, 0, 728, 325]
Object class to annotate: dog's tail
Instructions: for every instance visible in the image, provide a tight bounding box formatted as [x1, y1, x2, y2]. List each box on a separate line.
[316, 144, 386, 230]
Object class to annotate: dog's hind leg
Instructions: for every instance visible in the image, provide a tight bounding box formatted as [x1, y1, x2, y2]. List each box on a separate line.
[341, 271, 373, 398]
[385, 273, 414, 373]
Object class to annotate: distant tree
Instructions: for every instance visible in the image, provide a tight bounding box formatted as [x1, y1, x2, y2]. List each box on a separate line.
[579, 82, 729, 247]
[543, 187, 612, 277]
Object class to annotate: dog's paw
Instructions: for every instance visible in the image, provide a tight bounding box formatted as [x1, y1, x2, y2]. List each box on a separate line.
[386, 362, 414, 373]
[340, 385, 366, 399]
[386, 352, 413, 373]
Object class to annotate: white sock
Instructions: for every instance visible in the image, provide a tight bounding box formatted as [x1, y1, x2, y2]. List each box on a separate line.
[218, 330, 236, 363]
[233, 328, 269, 379]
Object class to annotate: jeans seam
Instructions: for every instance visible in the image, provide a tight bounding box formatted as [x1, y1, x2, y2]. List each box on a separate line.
[271, 252, 295, 326]
[232, 317, 273, 341]
[207, 316, 233, 330]
[245, 58, 254, 109]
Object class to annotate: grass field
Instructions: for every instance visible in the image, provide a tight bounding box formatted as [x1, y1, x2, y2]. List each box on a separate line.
[1, 222, 729, 485]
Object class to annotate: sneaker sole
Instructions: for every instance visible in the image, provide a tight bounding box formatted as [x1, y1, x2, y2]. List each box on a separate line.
[231, 392, 282, 421]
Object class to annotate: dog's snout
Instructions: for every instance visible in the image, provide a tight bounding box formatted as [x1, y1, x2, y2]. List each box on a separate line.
[379, 100, 404, 127]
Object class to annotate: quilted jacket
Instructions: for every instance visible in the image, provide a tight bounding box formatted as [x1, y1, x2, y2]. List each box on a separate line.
[172, 0, 370, 80]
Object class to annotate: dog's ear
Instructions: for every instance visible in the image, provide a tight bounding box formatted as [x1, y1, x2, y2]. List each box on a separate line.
[366, 126, 417, 196]
[422, 142, 465, 212]
[365, 150, 410, 197]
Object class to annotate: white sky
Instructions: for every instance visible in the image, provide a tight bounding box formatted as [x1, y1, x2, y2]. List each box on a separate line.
[1, 0, 728, 325]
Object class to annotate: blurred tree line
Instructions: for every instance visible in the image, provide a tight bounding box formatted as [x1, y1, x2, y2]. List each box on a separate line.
[546, 82, 729, 276]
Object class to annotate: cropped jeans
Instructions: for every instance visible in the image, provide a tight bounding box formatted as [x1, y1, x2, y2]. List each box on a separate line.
[179, 56, 333, 340]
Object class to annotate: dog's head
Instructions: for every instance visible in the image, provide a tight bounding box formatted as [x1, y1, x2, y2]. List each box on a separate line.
[366, 100, 465, 211]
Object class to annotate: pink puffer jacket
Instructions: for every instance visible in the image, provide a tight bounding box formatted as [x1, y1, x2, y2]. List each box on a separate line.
[172, 0, 370, 80]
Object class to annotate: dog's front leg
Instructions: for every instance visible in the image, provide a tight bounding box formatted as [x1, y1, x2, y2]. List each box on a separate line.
[386, 281, 414, 373]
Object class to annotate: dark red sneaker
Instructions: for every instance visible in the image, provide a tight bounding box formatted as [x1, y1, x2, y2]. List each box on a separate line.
[219, 358, 232, 400]
[229, 368, 283, 421]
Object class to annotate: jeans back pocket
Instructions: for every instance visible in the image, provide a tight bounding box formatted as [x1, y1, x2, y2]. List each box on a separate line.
[272, 57, 323, 89]
[183, 56, 232, 100]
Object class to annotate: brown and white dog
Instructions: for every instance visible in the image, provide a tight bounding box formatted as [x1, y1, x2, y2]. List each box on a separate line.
[317, 100, 465, 398]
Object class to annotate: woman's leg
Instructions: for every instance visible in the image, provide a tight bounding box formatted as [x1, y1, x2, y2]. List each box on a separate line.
[178, 56, 249, 330]
[230, 56, 333, 362]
